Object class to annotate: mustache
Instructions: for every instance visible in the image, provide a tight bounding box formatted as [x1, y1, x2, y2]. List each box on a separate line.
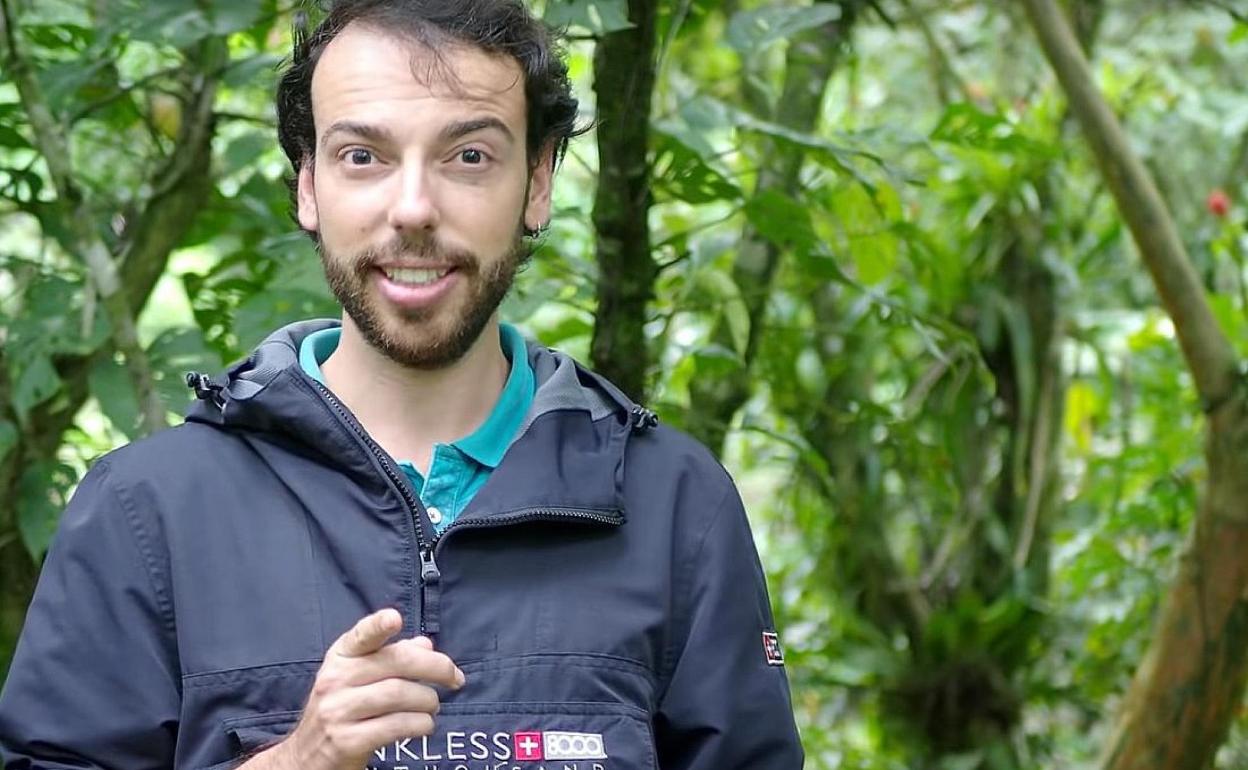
[348, 238, 479, 271]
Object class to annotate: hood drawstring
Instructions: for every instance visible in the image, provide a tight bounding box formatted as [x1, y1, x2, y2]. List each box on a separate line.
[185, 371, 226, 409]
[629, 405, 659, 433]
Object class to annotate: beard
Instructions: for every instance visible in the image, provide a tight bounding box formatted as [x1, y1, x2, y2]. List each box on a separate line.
[320, 233, 530, 370]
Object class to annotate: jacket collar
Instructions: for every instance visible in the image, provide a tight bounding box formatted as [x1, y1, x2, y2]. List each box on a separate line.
[185, 320, 655, 519]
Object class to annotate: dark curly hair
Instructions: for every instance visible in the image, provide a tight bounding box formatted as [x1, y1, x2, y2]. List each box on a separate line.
[276, 0, 583, 201]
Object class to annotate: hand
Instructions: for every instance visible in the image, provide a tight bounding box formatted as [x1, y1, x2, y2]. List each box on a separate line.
[256, 608, 466, 770]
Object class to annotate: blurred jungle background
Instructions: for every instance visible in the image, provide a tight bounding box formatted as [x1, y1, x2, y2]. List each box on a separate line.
[3, 0, 1248, 767]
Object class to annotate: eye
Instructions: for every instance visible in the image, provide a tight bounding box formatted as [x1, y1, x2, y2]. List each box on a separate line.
[344, 148, 375, 166]
[459, 148, 486, 165]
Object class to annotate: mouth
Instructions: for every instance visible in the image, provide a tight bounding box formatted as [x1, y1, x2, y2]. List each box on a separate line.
[371, 263, 461, 310]
[380, 266, 455, 287]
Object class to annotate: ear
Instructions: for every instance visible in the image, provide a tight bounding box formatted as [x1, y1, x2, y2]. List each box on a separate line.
[296, 160, 319, 232]
[523, 145, 555, 231]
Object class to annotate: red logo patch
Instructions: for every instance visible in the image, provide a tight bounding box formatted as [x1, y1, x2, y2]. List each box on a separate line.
[514, 731, 544, 761]
[763, 631, 785, 665]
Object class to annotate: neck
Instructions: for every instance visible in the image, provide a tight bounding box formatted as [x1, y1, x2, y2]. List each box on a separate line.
[320, 316, 510, 472]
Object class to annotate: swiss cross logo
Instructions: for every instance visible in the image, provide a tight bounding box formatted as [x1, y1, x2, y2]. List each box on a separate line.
[514, 731, 544, 761]
[763, 631, 785, 665]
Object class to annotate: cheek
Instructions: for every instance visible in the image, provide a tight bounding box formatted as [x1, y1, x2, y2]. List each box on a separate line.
[450, 182, 526, 240]
[316, 182, 382, 241]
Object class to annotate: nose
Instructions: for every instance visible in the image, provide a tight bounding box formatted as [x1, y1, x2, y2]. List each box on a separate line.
[387, 163, 440, 234]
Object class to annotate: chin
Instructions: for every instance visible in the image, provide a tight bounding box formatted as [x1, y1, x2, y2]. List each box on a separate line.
[365, 313, 487, 370]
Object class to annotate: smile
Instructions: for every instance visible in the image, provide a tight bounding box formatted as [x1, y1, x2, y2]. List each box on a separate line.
[373, 265, 461, 310]
[383, 267, 453, 286]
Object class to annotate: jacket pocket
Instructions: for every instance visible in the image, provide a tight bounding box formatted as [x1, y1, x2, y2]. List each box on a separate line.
[366, 701, 656, 770]
[223, 710, 301, 755]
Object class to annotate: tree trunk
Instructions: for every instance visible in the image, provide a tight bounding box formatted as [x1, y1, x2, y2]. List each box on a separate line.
[1019, 1, 1248, 767]
[589, 0, 658, 402]
[686, 1, 866, 456]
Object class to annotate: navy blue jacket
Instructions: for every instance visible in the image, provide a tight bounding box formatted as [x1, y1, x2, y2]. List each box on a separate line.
[0, 321, 803, 769]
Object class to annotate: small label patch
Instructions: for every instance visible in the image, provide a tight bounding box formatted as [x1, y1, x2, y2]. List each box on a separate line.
[513, 731, 544, 761]
[762, 631, 785, 665]
[510, 730, 608, 762]
[545, 731, 609, 760]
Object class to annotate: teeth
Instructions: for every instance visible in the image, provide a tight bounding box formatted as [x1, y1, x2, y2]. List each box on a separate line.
[385, 267, 448, 286]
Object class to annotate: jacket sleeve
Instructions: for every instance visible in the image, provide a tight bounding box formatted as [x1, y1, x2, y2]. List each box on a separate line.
[0, 461, 181, 769]
[654, 481, 804, 769]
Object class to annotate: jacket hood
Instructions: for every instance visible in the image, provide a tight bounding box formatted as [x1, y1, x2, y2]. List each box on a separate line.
[184, 319, 656, 457]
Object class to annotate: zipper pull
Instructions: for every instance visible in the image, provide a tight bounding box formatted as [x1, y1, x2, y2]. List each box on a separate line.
[419, 547, 441, 636]
[419, 547, 441, 583]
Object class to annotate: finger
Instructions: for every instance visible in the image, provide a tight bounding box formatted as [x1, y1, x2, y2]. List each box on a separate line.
[341, 639, 466, 689]
[339, 711, 437, 756]
[333, 608, 402, 658]
[326, 677, 441, 722]
[389, 638, 466, 689]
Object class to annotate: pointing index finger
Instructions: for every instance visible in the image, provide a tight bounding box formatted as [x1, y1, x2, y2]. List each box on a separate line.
[335, 608, 403, 658]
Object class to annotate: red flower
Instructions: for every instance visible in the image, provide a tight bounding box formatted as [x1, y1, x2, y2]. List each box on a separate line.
[1208, 188, 1231, 218]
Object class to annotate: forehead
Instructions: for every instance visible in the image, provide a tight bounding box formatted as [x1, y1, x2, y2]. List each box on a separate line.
[310, 23, 527, 134]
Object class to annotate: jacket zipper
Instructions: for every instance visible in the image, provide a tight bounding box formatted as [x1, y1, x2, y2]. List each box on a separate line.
[431, 506, 623, 556]
[419, 507, 623, 635]
[310, 379, 624, 637]
[190, 355, 648, 641]
[307, 379, 441, 635]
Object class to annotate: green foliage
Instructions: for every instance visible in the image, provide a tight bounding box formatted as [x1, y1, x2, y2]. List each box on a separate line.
[725, 4, 844, 53]
[543, 0, 633, 34]
[0, 0, 290, 565]
[16, 461, 76, 560]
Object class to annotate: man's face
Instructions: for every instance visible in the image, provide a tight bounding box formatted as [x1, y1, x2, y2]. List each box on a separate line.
[297, 23, 553, 368]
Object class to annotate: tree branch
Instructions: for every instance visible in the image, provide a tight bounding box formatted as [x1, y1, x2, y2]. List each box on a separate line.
[0, 1, 75, 198]
[897, 0, 974, 106]
[0, 0, 166, 434]
[1012, 346, 1058, 570]
[1019, 2, 1248, 769]
[1206, 0, 1248, 25]
[215, 110, 277, 128]
[67, 66, 182, 123]
[1020, 0, 1238, 411]
[120, 40, 225, 310]
[685, 1, 864, 455]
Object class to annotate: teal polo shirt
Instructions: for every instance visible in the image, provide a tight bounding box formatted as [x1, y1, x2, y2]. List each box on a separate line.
[299, 324, 535, 534]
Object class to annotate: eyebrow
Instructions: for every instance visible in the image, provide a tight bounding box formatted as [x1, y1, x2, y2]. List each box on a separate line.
[439, 116, 515, 145]
[320, 121, 397, 153]
[319, 116, 516, 153]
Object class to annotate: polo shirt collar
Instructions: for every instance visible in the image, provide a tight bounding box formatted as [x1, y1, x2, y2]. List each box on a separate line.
[455, 323, 533, 468]
[297, 323, 535, 469]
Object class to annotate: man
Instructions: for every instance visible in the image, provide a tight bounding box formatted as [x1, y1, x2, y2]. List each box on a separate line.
[0, 1, 803, 768]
